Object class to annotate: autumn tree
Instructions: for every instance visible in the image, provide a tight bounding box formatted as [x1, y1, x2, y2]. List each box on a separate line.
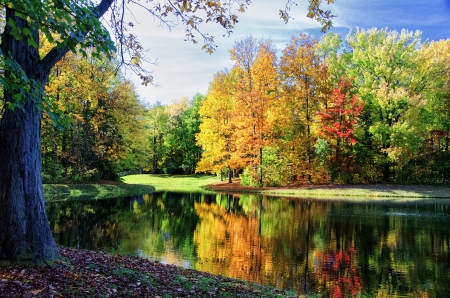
[316, 77, 363, 182]
[344, 28, 423, 182]
[277, 33, 330, 183]
[42, 50, 149, 181]
[0, 0, 334, 261]
[196, 70, 239, 182]
[230, 37, 279, 185]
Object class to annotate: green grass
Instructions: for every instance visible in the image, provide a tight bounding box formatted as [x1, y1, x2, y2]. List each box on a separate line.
[256, 184, 450, 200]
[43, 183, 155, 201]
[122, 174, 220, 193]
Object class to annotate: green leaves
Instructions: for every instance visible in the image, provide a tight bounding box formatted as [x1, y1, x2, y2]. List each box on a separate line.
[0, 49, 40, 111]
[6, 19, 22, 40]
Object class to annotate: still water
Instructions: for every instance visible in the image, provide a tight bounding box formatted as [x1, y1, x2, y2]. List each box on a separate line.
[47, 192, 450, 297]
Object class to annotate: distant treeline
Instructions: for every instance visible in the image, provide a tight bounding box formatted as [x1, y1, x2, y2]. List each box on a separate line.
[40, 28, 450, 185]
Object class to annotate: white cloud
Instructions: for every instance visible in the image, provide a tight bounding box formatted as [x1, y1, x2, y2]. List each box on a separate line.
[125, 0, 318, 105]
[121, 0, 450, 106]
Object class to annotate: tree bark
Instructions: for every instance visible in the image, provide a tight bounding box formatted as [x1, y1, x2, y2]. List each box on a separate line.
[0, 9, 60, 261]
[0, 98, 59, 261]
[0, 0, 114, 261]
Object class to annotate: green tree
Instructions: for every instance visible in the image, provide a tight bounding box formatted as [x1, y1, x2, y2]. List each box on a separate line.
[162, 97, 199, 174]
[147, 102, 170, 174]
[178, 94, 204, 174]
[401, 39, 450, 183]
[0, 0, 334, 261]
[345, 28, 423, 182]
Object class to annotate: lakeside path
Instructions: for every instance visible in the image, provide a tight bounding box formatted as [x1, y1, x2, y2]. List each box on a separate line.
[206, 178, 450, 200]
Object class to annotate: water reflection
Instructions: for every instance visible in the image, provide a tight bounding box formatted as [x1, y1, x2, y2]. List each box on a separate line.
[47, 192, 450, 297]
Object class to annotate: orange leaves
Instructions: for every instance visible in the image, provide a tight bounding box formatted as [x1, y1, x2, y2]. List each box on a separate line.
[197, 35, 334, 183]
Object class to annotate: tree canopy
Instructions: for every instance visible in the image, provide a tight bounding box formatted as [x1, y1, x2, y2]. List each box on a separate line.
[195, 29, 450, 185]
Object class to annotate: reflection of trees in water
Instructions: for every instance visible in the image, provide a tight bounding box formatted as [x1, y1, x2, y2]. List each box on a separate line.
[194, 196, 266, 283]
[47, 194, 450, 297]
[47, 192, 201, 262]
[194, 195, 450, 297]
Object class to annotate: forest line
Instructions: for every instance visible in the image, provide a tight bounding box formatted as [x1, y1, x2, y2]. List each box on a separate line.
[39, 28, 450, 186]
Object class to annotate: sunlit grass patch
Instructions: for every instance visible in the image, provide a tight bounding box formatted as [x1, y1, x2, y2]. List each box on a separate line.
[122, 174, 220, 193]
[259, 184, 450, 199]
[43, 184, 155, 201]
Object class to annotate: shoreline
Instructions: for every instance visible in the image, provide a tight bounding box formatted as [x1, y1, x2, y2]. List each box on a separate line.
[0, 247, 295, 297]
[206, 178, 450, 199]
[42, 175, 450, 201]
[43, 183, 156, 201]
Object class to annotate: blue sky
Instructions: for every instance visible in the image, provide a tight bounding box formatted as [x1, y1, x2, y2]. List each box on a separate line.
[126, 0, 450, 106]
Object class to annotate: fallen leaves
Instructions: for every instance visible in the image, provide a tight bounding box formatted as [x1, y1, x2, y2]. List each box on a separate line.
[0, 247, 295, 297]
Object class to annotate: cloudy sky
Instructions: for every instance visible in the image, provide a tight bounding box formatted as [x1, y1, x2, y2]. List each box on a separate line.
[123, 0, 450, 106]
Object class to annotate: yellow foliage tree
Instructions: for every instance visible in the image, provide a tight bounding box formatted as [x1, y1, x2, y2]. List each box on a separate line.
[196, 70, 240, 182]
[277, 34, 330, 183]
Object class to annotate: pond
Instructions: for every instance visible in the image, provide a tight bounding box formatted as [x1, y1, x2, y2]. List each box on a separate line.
[47, 192, 450, 297]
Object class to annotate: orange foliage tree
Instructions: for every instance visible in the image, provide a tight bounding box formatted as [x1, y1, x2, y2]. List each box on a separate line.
[231, 38, 279, 185]
[277, 34, 330, 183]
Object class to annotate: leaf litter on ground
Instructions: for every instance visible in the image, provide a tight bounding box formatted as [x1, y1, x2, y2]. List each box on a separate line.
[0, 247, 296, 297]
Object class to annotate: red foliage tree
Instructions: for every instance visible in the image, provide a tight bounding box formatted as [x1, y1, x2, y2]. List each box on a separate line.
[317, 77, 363, 181]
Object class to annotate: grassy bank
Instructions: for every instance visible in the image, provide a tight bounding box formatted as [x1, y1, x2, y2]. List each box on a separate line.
[207, 180, 450, 200]
[43, 183, 155, 201]
[0, 247, 295, 298]
[122, 174, 220, 193]
[122, 174, 450, 199]
[259, 184, 450, 199]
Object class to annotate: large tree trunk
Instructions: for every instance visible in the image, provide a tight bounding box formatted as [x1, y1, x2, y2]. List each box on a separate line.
[0, 0, 114, 262]
[0, 9, 59, 261]
[0, 99, 59, 261]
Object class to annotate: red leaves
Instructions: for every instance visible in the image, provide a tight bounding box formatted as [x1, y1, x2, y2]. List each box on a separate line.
[315, 247, 362, 298]
[317, 77, 363, 145]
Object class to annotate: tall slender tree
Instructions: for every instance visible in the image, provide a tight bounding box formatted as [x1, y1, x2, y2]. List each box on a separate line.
[196, 70, 239, 182]
[278, 34, 330, 183]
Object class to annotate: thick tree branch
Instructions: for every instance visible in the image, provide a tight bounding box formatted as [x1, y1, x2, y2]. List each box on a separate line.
[37, 0, 115, 80]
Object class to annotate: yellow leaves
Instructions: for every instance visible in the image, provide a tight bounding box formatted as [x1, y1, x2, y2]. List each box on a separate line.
[130, 54, 140, 65]
[197, 34, 333, 179]
[179, 1, 192, 13]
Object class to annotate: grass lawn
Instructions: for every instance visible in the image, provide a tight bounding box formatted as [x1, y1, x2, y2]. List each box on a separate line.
[43, 183, 155, 201]
[259, 184, 450, 200]
[122, 174, 450, 200]
[44, 174, 450, 201]
[122, 174, 220, 193]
